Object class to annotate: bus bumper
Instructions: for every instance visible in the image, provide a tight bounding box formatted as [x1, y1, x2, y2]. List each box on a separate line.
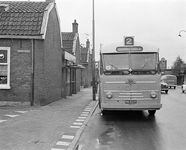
[100, 103, 162, 110]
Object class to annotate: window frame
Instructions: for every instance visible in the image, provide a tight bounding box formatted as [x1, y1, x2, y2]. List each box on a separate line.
[0, 47, 10, 89]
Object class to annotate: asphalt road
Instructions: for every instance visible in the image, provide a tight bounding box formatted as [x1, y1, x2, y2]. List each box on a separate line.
[76, 88, 186, 150]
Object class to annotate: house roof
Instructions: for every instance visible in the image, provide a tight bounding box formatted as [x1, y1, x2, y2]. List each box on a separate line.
[62, 32, 78, 54]
[0, 1, 54, 39]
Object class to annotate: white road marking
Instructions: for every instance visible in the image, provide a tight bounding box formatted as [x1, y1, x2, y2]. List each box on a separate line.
[14, 111, 27, 113]
[70, 125, 80, 128]
[0, 120, 7, 123]
[4, 115, 19, 118]
[76, 119, 85, 122]
[78, 116, 86, 119]
[73, 122, 83, 125]
[62, 135, 74, 140]
[84, 109, 91, 111]
[56, 141, 70, 146]
[82, 111, 89, 114]
[80, 114, 88, 116]
[51, 148, 66, 150]
[85, 107, 91, 109]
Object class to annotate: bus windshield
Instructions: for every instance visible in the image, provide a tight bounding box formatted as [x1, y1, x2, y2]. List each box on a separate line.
[131, 53, 157, 70]
[103, 54, 129, 71]
[102, 53, 158, 75]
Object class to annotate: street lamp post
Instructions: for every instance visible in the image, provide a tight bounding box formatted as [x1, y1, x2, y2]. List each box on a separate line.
[178, 30, 186, 37]
[92, 0, 96, 100]
[178, 30, 186, 83]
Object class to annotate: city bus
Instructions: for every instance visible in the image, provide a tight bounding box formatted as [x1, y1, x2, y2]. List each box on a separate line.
[161, 74, 177, 89]
[98, 36, 162, 115]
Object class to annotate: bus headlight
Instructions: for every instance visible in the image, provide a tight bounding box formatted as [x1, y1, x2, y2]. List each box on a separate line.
[106, 92, 113, 99]
[150, 91, 157, 98]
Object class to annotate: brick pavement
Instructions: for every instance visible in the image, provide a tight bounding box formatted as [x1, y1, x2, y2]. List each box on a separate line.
[0, 87, 98, 150]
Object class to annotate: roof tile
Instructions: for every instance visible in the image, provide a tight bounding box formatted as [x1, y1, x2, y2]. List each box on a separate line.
[0, 1, 51, 36]
[62, 32, 77, 54]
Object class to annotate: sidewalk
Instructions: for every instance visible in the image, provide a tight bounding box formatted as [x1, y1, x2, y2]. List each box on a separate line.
[0, 87, 98, 150]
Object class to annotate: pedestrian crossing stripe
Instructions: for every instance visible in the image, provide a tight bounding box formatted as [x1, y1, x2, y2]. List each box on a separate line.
[70, 125, 80, 128]
[51, 148, 66, 150]
[0, 120, 7, 123]
[4, 114, 19, 118]
[78, 116, 86, 119]
[73, 122, 83, 125]
[51, 102, 97, 150]
[82, 111, 89, 114]
[61, 135, 74, 140]
[56, 141, 70, 146]
[85, 107, 91, 108]
[85, 107, 91, 109]
[76, 119, 85, 122]
[80, 113, 88, 116]
[14, 111, 27, 113]
[84, 109, 91, 111]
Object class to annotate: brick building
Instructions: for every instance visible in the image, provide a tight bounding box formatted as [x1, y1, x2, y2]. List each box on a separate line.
[80, 39, 92, 88]
[0, 0, 64, 106]
[62, 20, 85, 96]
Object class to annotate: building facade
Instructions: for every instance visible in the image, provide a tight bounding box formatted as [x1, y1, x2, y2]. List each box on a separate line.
[62, 20, 85, 97]
[80, 39, 92, 88]
[0, 0, 64, 106]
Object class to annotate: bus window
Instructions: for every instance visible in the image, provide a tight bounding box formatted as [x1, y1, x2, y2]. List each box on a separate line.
[130, 53, 157, 74]
[103, 54, 129, 71]
[131, 53, 157, 70]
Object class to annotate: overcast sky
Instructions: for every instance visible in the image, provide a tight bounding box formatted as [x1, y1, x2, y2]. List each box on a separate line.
[2, 0, 186, 67]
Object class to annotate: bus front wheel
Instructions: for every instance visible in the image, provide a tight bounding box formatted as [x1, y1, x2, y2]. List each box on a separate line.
[101, 110, 108, 115]
[148, 110, 156, 116]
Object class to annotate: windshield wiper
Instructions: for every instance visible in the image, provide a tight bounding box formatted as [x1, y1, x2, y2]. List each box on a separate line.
[139, 59, 150, 72]
[108, 63, 119, 70]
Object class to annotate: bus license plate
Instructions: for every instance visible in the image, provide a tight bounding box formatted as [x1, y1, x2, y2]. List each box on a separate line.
[125, 100, 137, 104]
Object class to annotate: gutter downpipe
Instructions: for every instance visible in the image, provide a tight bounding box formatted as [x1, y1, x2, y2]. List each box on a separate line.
[31, 39, 35, 106]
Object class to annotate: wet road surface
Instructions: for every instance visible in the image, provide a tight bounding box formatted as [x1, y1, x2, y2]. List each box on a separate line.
[77, 88, 186, 150]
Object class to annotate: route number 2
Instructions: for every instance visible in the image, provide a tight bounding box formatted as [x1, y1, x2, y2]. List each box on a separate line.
[124, 37, 134, 45]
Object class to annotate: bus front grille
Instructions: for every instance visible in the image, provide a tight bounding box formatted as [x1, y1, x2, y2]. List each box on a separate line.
[118, 92, 143, 98]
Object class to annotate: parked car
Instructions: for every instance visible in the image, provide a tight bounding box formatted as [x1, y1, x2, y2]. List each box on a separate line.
[161, 80, 169, 94]
[181, 82, 186, 93]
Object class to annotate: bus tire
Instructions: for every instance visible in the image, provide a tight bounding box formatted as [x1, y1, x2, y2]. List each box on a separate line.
[101, 110, 108, 115]
[148, 110, 156, 116]
[165, 90, 168, 94]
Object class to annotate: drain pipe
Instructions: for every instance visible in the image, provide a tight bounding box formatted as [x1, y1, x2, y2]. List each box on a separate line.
[31, 39, 35, 106]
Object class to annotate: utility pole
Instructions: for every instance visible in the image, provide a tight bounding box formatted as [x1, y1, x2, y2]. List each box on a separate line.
[92, 0, 96, 100]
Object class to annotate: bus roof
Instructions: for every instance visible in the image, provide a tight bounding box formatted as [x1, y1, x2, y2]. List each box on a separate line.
[101, 40, 159, 53]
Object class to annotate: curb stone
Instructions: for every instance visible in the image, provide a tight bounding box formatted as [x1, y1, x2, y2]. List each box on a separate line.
[68, 100, 98, 150]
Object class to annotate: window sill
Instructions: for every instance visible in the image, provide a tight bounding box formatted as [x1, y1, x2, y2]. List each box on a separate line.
[0, 85, 11, 89]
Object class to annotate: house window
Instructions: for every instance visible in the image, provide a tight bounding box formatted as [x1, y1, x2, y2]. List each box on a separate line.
[0, 47, 10, 89]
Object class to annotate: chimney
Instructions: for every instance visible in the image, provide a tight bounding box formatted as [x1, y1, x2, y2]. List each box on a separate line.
[45, 0, 55, 3]
[0, 4, 9, 12]
[86, 39, 90, 49]
[72, 19, 78, 33]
